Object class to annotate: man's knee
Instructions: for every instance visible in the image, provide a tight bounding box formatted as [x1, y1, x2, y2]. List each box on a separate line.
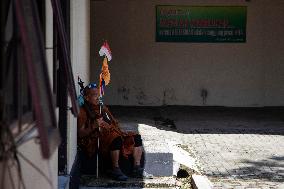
[110, 137, 123, 151]
[134, 134, 142, 147]
[111, 135, 142, 151]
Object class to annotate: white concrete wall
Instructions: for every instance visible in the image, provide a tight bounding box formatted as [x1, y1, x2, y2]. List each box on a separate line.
[71, 0, 91, 85]
[91, 0, 284, 107]
[0, 137, 58, 189]
[262, 3, 284, 106]
[69, 0, 90, 172]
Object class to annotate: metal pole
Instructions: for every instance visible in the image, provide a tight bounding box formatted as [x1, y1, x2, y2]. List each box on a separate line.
[97, 96, 103, 179]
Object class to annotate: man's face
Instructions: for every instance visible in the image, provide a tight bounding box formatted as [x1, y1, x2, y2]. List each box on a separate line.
[86, 88, 99, 105]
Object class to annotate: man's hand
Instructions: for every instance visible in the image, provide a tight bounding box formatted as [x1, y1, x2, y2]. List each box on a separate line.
[97, 117, 111, 128]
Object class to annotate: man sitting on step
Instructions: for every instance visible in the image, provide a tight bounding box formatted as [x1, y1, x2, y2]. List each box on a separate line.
[77, 83, 145, 181]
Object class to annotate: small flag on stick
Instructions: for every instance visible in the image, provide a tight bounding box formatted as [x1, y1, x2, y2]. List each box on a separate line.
[99, 41, 112, 61]
[99, 41, 112, 97]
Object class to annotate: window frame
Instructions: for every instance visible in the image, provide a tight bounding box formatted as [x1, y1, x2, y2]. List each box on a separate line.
[14, 0, 60, 158]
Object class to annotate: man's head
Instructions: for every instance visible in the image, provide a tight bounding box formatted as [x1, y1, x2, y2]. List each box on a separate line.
[84, 83, 99, 105]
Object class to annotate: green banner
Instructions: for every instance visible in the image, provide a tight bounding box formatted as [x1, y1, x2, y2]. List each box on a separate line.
[156, 5, 247, 43]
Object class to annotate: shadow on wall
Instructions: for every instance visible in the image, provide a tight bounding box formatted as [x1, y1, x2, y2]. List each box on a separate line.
[162, 88, 176, 106]
[118, 87, 130, 101]
[135, 88, 147, 105]
[117, 87, 162, 105]
[116, 87, 209, 106]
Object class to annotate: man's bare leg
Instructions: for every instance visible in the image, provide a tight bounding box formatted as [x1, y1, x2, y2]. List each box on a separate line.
[110, 150, 120, 168]
[110, 150, 128, 180]
[132, 146, 144, 178]
[133, 146, 142, 166]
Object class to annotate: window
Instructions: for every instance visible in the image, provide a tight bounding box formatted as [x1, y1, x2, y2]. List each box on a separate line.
[1, 0, 78, 160]
[1, 0, 60, 159]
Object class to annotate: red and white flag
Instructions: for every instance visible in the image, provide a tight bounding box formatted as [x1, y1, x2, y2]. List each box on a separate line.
[99, 41, 112, 61]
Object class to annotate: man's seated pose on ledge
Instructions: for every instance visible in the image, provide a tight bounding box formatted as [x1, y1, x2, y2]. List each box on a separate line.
[77, 83, 144, 181]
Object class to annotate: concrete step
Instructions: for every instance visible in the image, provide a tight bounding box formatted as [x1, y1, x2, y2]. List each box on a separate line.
[143, 142, 173, 177]
[119, 122, 175, 177]
[192, 174, 213, 189]
[80, 188, 176, 189]
[80, 187, 177, 189]
[80, 176, 177, 188]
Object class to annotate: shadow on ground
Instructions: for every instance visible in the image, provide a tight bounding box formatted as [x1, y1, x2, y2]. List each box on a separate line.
[109, 106, 284, 135]
[208, 155, 284, 183]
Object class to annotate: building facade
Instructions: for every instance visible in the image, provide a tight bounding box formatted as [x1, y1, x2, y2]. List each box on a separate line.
[1, 1, 284, 189]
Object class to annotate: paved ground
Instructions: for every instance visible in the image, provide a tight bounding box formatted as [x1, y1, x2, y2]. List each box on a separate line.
[184, 133, 284, 189]
[110, 106, 284, 189]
